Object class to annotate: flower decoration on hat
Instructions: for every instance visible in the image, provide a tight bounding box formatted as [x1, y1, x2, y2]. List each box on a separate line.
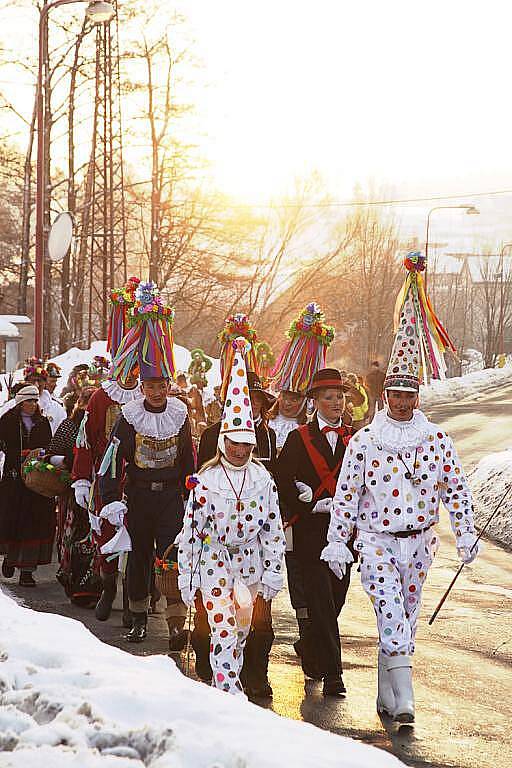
[111, 281, 176, 384]
[218, 313, 259, 401]
[108, 276, 141, 360]
[271, 302, 335, 394]
[384, 251, 456, 391]
[23, 357, 48, 381]
[45, 361, 61, 378]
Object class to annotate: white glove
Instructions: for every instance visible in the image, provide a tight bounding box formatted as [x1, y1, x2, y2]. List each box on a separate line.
[261, 583, 279, 602]
[320, 541, 354, 581]
[180, 584, 197, 608]
[99, 500, 128, 527]
[72, 479, 92, 509]
[312, 497, 333, 514]
[49, 455, 66, 468]
[295, 480, 313, 503]
[457, 542, 480, 564]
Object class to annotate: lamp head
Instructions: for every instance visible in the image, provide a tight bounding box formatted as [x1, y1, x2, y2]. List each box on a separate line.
[86, 1, 115, 23]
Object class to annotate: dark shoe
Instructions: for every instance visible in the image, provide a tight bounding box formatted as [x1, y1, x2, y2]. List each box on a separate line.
[125, 612, 147, 643]
[2, 560, 15, 578]
[19, 571, 36, 587]
[247, 679, 273, 698]
[323, 674, 346, 697]
[168, 627, 188, 653]
[95, 573, 117, 621]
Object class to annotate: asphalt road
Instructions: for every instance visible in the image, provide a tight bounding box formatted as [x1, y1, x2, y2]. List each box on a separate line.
[2, 383, 512, 768]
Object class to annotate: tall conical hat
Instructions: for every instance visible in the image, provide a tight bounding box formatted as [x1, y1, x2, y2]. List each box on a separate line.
[111, 281, 176, 384]
[271, 302, 335, 394]
[218, 337, 257, 452]
[384, 252, 456, 391]
[107, 276, 140, 359]
[218, 313, 259, 402]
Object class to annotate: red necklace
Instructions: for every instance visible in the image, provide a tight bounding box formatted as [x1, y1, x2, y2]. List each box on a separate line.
[221, 463, 247, 535]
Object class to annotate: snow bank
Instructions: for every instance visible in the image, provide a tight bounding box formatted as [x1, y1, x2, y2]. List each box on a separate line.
[0, 341, 221, 405]
[0, 590, 404, 768]
[420, 362, 512, 408]
[468, 450, 512, 551]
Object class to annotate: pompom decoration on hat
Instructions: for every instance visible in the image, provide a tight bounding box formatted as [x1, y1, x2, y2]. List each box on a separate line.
[107, 276, 140, 360]
[111, 281, 176, 384]
[271, 302, 335, 394]
[218, 336, 257, 452]
[218, 313, 259, 401]
[384, 251, 456, 391]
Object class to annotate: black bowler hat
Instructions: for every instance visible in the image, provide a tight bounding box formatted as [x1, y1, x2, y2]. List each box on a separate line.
[247, 371, 276, 409]
[307, 368, 351, 397]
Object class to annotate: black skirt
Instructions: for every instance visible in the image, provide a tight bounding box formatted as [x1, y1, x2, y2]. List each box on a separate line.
[0, 475, 56, 569]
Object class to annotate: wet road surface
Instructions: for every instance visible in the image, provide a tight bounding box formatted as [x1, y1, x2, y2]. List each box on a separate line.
[2, 383, 512, 768]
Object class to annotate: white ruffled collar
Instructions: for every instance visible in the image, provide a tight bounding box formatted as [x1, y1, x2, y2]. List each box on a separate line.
[121, 396, 188, 438]
[370, 409, 431, 453]
[201, 459, 269, 495]
[102, 379, 142, 405]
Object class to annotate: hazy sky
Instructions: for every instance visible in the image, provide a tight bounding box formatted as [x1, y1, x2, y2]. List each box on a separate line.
[3, 0, 512, 250]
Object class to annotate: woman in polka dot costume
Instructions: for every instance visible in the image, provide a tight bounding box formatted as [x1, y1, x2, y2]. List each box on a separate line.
[178, 339, 286, 695]
[321, 386, 479, 723]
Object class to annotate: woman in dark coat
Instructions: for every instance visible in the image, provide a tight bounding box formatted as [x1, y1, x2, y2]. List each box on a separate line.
[48, 387, 100, 605]
[0, 385, 54, 586]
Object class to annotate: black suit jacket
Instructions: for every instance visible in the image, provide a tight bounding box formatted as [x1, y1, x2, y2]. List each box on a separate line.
[197, 419, 277, 476]
[275, 415, 351, 560]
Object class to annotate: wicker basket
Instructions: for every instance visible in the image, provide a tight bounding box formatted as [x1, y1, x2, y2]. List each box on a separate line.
[22, 450, 71, 498]
[155, 543, 180, 599]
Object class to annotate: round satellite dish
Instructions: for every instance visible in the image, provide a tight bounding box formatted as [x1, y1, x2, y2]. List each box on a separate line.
[48, 211, 74, 262]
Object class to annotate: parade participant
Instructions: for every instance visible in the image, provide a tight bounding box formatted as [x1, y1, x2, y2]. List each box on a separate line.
[99, 281, 194, 645]
[0, 385, 54, 586]
[178, 338, 286, 696]
[192, 368, 277, 696]
[24, 359, 66, 435]
[365, 360, 385, 420]
[188, 349, 212, 389]
[49, 387, 100, 606]
[322, 252, 478, 723]
[276, 367, 354, 696]
[270, 302, 333, 678]
[346, 372, 369, 429]
[45, 362, 62, 397]
[72, 277, 141, 622]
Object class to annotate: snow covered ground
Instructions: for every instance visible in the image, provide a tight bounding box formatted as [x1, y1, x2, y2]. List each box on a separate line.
[0, 589, 404, 768]
[468, 449, 512, 550]
[420, 362, 512, 408]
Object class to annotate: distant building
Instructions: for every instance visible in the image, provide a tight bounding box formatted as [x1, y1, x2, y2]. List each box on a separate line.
[0, 316, 33, 372]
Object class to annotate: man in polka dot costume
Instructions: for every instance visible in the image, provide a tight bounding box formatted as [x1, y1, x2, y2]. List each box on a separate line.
[321, 368, 479, 724]
[178, 339, 286, 695]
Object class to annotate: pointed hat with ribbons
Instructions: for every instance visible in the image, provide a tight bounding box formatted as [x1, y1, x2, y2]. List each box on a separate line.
[218, 313, 259, 402]
[384, 251, 456, 391]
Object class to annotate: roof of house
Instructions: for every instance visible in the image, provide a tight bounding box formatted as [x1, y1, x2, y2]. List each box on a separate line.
[0, 315, 31, 325]
[0, 318, 20, 338]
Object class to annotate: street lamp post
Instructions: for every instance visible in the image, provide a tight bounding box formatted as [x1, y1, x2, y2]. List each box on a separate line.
[34, 0, 115, 357]
[498, 242, 512, 357]
[424, 204, 480, 292]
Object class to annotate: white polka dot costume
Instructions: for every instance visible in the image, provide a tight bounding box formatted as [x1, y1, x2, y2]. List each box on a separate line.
[178, 337, 286, 694]
[323, 409, 477, 656]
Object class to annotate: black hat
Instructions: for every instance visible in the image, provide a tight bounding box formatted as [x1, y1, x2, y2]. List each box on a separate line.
[307, 368, 350, 397]
[247, 371, 276, 409]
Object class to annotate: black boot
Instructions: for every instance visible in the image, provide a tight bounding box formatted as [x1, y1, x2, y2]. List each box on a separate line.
[2, 559, 14, 578]
[19, 570, 36, 587]
[125, 612, 147, 643]
[299, 619, 324, 681]
[323, 673, 346, 697]
[243, 629, 274, 698]
[95, 573, 117, 621]
[122, 578, 132, 628]
[191, 628, 212, 682]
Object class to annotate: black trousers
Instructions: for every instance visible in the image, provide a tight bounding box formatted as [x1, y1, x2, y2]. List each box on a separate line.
[126, 485, 184, 606]
[285, 551, 307, 611]
[299, 555, 351, 677]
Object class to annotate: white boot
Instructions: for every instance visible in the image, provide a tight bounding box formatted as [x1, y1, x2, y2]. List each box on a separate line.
[387, 655, 415, 723]
[376, 650, 395, 717]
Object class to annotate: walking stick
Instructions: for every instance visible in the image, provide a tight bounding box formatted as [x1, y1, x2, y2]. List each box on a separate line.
[429, 482, 511, 625]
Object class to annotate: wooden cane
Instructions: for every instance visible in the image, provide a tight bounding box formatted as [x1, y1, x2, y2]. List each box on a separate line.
[429, 483, 511, 625]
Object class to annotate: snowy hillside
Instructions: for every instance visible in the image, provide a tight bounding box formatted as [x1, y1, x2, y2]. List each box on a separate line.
[0, 589, 404, 768]
[468, 450, 512, 550]
[420, 362, 512, 408]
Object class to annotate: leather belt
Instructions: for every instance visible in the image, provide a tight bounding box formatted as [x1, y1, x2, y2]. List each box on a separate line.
[127, 478, 175, 493]
[392, 522, 434, 539]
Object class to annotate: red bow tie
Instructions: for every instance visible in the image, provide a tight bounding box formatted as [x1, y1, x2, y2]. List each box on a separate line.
[321, 425, 344, 435]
